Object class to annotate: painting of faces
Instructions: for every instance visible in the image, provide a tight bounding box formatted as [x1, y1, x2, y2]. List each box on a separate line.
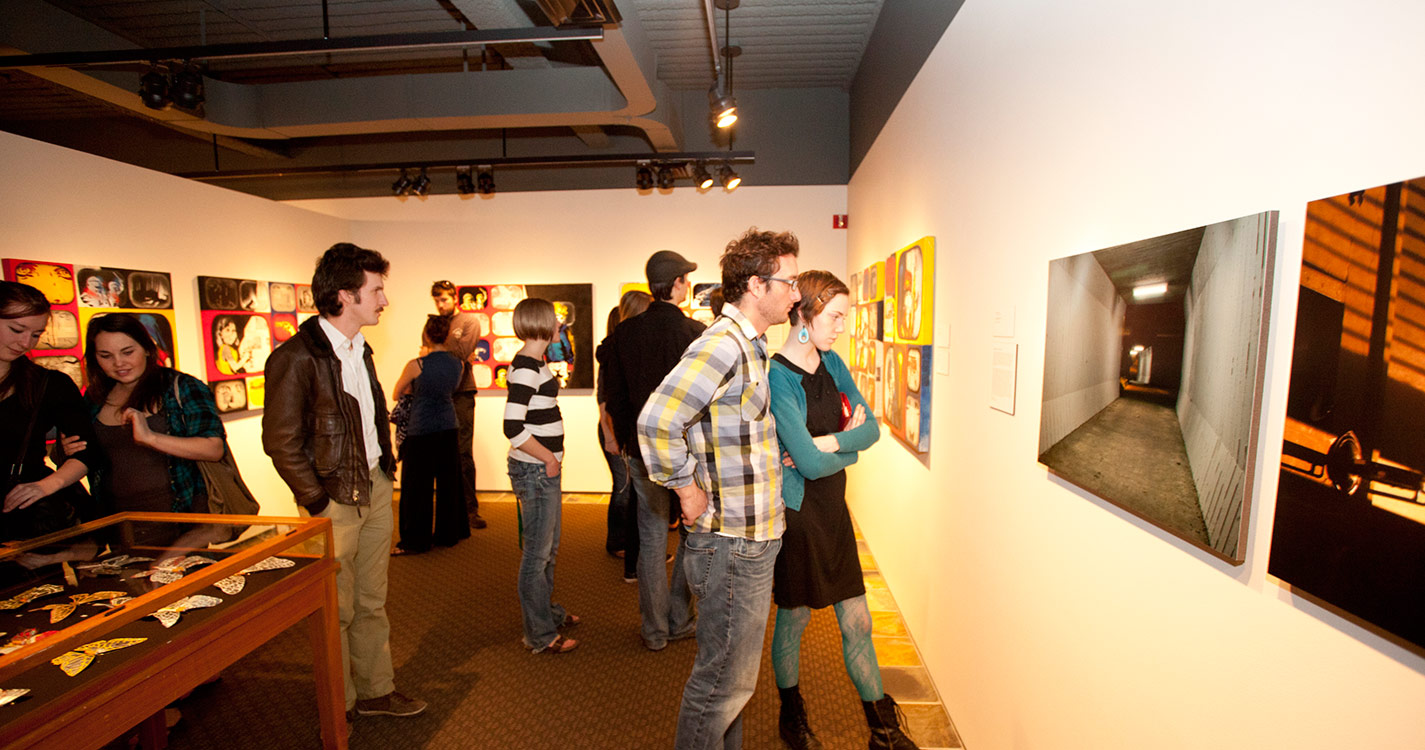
[198, 275, 308, 413]
[5, 258, 177, 387]
[846, 237, 936, 458]
[457, 282, 594, 390]
[1269, 177, 1425, 648]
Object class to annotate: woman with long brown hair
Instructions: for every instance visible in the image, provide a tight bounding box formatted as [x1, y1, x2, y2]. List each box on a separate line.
[77, 312, 227, 545]
[0, 281, 95, 541]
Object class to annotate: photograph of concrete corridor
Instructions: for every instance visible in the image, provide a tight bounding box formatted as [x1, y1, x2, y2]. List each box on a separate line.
[1038, 212, 1276, 561]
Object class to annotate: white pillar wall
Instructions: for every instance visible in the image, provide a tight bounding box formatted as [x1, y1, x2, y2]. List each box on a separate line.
[847, 0, 1425, 748]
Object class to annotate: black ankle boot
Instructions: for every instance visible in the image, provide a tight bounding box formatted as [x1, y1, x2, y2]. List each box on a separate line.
[861, 693, 918, 750]
[778, 685, 823, 750]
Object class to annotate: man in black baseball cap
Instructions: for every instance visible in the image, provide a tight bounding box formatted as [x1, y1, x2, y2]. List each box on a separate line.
[645, 250, 698, 288]
[604, 249, 706, 651]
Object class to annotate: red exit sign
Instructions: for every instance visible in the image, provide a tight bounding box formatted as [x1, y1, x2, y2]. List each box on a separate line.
[832, 214, 848, 229]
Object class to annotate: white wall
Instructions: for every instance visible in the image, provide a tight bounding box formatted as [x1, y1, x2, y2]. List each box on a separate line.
[1037, 251, 1124, 454]
[0, 131, 349, 517]
[846, 0, 1425, 748]
[290, 186, 848, 491]
[1177, 213, 1273, 559]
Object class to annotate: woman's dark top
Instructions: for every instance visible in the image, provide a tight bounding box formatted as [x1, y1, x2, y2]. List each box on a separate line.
[94, 413, 177, 513]
[770, 353, 865, 609]
[409, 351, 460, 436]
[0, 367, 97, 541]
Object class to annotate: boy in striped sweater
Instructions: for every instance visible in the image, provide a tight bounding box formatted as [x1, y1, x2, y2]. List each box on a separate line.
[504, 297, 581, 654]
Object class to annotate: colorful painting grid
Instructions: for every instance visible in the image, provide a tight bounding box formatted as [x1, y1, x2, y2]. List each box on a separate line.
[458, 283, 594, 391]
[4, 259, 177, 387]
[847, 237, 935, 456]
[197, 276, 307, 414]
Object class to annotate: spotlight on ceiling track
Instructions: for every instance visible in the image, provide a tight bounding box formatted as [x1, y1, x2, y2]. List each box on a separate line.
[657, 165, 676, 190]
[693, 162, 714, 190]
[456, 167, 476, 196]
[476, 167, 495, 195]
[139, 67, 169, 110]
[410, 168, 431, 197]
[719, 164, 741, 191]
[635, 163, 654, 191]
[170, 66, 204, 110]
[391, 169, 413, 196]
[709, 89, 737, 129]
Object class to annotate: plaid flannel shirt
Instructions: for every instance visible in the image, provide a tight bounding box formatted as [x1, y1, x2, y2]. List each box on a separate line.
[637, 305, 784, 541]
[89, 370, 226, 512]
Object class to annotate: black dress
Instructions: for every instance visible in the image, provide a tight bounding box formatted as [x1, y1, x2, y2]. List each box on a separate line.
[772, 354, 866, 609]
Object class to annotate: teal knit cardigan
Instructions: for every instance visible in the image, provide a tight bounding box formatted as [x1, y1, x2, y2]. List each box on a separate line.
[769, 349, 880, 511]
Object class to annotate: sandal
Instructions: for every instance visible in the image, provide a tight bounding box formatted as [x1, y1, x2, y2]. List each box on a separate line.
[542, 634, 579, 654]
[559, 613, 582, 629]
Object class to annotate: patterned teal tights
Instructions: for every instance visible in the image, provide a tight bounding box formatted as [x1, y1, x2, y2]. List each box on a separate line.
[771, 594, 884, 701]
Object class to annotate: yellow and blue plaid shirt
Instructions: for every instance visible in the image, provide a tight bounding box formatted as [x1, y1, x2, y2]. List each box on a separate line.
[637, 305, 784, 541]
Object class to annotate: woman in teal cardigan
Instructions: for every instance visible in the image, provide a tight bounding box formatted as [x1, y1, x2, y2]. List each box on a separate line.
[769, 270, 916, 750]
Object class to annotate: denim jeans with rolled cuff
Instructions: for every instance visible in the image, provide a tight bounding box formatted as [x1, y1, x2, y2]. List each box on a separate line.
[674, 532, 781, 750]
[507, 457, 568, 651]
[629, 454, 694, 648]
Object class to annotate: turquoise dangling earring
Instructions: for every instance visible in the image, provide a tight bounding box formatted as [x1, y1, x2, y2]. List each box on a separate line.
[797, 326, 810, 344]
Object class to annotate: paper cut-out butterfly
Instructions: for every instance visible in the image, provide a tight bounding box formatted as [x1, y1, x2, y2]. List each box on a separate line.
[51, 637, 146, 676]
[0, 584, 64, 610]
[214, 557, 296, 595]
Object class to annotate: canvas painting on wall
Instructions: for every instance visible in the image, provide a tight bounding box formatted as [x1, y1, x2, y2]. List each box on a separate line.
[198, 276, 307, 414]
[619, 280, 713, 324]
[459, 283, 594, 391]
[848, 238, 935, 457]
[1037, 212, 1277, 563]
[5, 259, 177, 387]
[1269, 177, 1425, 649]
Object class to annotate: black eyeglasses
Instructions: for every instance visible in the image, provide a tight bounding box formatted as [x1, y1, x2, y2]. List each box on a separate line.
[762, 275, 798, 291]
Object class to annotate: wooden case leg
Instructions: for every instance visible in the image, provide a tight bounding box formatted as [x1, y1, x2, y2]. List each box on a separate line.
[308, 574, 348, 750]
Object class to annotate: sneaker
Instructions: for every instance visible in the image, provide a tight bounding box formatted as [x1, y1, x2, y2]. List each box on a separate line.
[355, 691, 427, 718]
[622, 575, 637, 584]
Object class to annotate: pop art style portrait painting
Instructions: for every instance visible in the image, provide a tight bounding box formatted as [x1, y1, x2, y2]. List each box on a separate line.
[456, 282, 594, 390]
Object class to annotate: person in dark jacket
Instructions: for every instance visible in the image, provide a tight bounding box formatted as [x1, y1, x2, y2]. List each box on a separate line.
[262, 243, 426, 724]
[602, 250, 707, 651]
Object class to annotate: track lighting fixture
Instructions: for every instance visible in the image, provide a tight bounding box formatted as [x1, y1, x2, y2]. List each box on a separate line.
[456, 167, 476, 195]
[139, 67, 169, 110]
[410, 168, 431, 197]
[391, 169, 413, 196]
[657, 165, 676, 190]
[635, 164, 654, 191]
[693, 162, 714, 190]
[719, 164, 740, 191]
[476, 167, 495, 195]
[709, 88, 737, 129]
[170, 66, 204, 110]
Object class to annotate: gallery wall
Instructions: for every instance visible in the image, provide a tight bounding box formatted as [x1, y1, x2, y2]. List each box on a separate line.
[1177, 214, 1272, 555]
[290, 185, 849, 492]
[1038, 252, 1123, 453]
[0, 130, 349, 517]
[846, 0, 1425, 748]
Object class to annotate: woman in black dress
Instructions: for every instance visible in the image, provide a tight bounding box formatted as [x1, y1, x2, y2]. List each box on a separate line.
[768, 271, 916, 750]
[0, 281, 95, 542]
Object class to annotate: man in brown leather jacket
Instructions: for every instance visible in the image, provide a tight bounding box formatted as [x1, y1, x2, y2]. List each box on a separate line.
[263, 243, 427, 723]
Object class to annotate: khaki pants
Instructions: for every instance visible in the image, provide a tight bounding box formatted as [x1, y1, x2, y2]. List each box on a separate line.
[316, 466, 396, 709]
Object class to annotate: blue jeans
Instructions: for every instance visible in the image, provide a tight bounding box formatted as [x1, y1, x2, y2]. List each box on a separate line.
[508, 458, 568, 650]
[675, 532, 781, 750]
[629, 455, 694, 648]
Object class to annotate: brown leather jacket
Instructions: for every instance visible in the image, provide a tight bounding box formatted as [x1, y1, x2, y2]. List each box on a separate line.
[262, 315, 396, 515]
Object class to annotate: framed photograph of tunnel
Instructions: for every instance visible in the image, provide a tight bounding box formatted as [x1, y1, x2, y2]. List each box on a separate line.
[1269, 178, 1425, 650]
[1037, 211, 1278, 563]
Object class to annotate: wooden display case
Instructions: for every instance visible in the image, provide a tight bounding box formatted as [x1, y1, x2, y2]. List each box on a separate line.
[0, 513, 344, 750]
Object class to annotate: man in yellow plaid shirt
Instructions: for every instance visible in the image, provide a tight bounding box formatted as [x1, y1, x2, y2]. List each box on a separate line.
[638, 228, 802, 750]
